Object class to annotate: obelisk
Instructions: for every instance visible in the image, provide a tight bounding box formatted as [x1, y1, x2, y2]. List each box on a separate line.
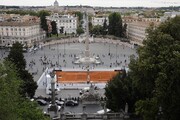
[85, 13, 90, 60]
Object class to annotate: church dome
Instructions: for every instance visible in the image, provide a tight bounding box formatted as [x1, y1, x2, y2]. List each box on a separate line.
[54, 0, 59, 7]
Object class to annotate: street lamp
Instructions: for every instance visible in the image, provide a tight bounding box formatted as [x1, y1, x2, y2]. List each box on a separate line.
[116, 44, 117, 67]
[57, 43, 59, 66]
[108, 43, 110, 56]
[64, 39, 65, 55]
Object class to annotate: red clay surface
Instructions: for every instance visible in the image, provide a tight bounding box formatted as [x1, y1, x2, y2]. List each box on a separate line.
[55, 71, 120, 83]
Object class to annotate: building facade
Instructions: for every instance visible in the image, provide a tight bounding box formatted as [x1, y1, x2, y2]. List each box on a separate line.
[0, 22, 45, 47]
[46, 13, 77, 34]
[127, 22, 149, 46]
[92, 16, 109, 26]
[124, 17, 161, 46]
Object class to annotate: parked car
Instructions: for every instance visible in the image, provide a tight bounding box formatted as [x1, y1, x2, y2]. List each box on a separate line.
[64, 111, 72, 114]
[55, 100, 64, 106]
[65, 100, 78, 106]
[97, 109, 110, 114]
[48, 104, 61, 111]
[50, 100, 65, 106]
[36, 99, 47, 106]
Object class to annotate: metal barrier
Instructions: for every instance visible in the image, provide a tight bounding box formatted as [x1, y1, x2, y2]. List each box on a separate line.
[59, 113, 124, 120]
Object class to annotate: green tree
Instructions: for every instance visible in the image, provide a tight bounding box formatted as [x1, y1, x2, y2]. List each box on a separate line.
[6, 42, 26, 72]
[75, 11, 83, 22]
[108, 12, 123, 37]
[76, 27, 84, 35]
[91, 25, 103, 35]
[6, 42, 37, 98]
[89, 21, 93, 34]
[0, 61, 48, 120]
[122, 23, 127, 38]
[128, 16, 180, 120]
[0, 62, 22, 120]
[51, 21, 58, 35]
[102, 18, 108, 35]
[6, 10, 38, 16]
[105, 70, 136, 112]
[20, 70, 38, 98]
[38, 10, 50, 36]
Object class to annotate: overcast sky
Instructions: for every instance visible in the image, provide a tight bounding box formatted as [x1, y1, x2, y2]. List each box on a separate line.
[0, 0, 180, 7]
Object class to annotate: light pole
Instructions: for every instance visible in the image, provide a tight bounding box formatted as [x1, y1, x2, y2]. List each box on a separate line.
[64, 39, 65, 55]
[108, 44, 110, 56]
[116, 44, 117, 67]
[57, 43, 59, 66]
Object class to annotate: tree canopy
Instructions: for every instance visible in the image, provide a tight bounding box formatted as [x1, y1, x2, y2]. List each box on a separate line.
[108, 12, 123, 37]
[51, 21, 58, 35]
[75, 11, 83, 22]
[0, 61, 48, 120]
[38, 10, 50, 34]
[102, 18, 108, 35]
[6, 42, 37, 98]
[91, 25, 103, 35]
[105, 16, 180, 120]
[105, 70, 136, 113]
[76, 26, 84, 35]
[7, 42, 26, 71]
[128, 16, 180, 120]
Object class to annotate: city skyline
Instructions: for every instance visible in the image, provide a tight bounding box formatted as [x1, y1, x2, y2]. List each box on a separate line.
[0, 0, 180, 7]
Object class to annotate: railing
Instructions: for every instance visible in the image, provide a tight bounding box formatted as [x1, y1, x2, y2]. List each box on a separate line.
[59, 113, 124, 120]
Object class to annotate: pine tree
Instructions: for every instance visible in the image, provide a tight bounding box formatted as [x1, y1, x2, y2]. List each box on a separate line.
[6, 42, 37, 98]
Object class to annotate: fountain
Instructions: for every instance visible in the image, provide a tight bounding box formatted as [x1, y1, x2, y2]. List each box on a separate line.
[80, 82, 100, 104]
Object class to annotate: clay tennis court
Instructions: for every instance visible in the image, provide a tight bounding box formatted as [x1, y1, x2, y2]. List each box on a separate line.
[55, 70, 121, 83]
